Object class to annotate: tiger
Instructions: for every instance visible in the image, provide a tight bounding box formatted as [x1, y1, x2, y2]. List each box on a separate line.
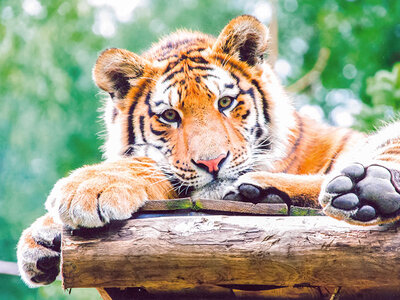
[17, 15, 400, 287]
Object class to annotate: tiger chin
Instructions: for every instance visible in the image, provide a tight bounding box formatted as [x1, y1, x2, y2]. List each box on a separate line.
[17, 15, 400, 287]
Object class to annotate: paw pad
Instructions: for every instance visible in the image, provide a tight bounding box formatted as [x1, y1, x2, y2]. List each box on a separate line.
[36, 256, 59, 272]
[324, 163, 400, 223]
[326, 176, 353, 194]
[331, 193, 359, 210]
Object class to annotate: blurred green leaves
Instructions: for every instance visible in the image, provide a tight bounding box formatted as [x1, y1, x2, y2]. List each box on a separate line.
[367, 63, 400, 108]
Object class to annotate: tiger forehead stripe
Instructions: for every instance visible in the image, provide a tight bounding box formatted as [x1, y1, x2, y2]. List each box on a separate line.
[203, 66, 239, 98]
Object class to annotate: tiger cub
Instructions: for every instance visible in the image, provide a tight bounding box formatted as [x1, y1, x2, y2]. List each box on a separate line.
[17, 15, 400, 287]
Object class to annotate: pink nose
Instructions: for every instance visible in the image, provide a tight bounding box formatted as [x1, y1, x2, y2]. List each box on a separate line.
[194, 153, 228, 175]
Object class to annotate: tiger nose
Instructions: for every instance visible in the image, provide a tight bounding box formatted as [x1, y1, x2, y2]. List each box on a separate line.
[192, 152, 229, 176]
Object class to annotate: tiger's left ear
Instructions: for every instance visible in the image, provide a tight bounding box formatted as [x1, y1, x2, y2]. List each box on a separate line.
[213, 15, 269, 67]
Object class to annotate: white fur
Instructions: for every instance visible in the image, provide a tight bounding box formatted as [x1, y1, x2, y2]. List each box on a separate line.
[259, 63, 296, 169]
[102, 97, 124, 161]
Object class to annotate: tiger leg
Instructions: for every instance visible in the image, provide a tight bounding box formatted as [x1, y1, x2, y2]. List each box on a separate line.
[320, 122, 400, 225]
[223, 172, 325, 208]
[19, 157, 176, 287]
[45, 157, 176, 229]
[17, 213, 61, 287]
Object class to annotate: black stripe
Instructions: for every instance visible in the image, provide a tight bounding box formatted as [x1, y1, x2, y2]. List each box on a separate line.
[187, 65, 213, 71]
[185, 47, 206, 54]
[282, 116, 304, 173]
[144, 91, 156, 118]
[123, 145, 135, 156]
[255, 125, 264, 139]
[163, 65, 213, 84]
[157, 54, 178, 62]
[242, 109, 250, 120]
[251, 79, 270, 123]
[213, 55, 251, 80]
[230, 73, 256, 106]
[164, 61, 180, 73]
[150, 123, 165, 136]
[203, 74, 220, 80]
[158, 137, 168, 143]
[139, 116, 147, 143]
[127, 100, 138, 146]
[324, 132, 352, 174]
[163, 66, 184, 83]
[188, 56, 209, 64]
[225, 83, 234, 89]
[154, 100, 164, 107]
[127, 80, 151, 147]
[111, 107, 118, 123]
[230, 72, 260, 127]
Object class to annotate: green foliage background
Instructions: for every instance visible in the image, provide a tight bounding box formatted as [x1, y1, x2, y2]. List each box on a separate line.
[0, 0, 399, 299]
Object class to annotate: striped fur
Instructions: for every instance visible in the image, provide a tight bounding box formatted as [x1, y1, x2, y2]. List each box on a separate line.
[17, 15, 400, 287]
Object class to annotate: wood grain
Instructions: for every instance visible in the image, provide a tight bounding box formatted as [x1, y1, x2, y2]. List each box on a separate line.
[139, 199, 290, 215]
[62, 214, 400, 293]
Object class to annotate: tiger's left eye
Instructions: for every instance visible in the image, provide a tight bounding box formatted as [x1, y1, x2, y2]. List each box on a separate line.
[160, 109, 181, 124]
[218, 96, 234, 111]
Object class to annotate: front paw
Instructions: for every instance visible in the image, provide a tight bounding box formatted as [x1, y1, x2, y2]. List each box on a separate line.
[223, 174, 287, 204]
[46, 163, 149, 229]
[17, 215, 61, 287]
[320, 163, 400, 225]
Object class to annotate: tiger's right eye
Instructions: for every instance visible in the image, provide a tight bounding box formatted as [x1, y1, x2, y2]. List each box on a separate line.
[160, 109, 181, 124]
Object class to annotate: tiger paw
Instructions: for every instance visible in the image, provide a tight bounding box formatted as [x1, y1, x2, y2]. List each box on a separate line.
[320, 163, 400, 225]
[17, 215, 61, 287]
[223, 174, 287, 204]
[45, 162, 152, 229]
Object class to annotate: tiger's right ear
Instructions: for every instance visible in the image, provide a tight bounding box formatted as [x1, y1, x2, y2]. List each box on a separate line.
[93, 48, 150, 100]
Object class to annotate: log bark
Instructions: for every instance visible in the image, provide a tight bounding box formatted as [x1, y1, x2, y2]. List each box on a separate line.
[62, 212, 400, 295]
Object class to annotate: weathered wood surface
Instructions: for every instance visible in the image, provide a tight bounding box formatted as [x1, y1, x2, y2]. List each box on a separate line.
[62, 212, 400, 293]
[138, 198, 290, 215]
[137, 198, 322, 216]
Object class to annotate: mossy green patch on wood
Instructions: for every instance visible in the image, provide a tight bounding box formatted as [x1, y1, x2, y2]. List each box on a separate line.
[289, 206, 323, 216]
[165, 199, 193, 210]
[277, 207, 289, 215]
[192, 200, 204, 211]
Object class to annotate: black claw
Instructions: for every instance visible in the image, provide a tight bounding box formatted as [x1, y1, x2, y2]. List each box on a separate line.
[326, 176, 353, 194]
[52, 234, 61, 252]
[238, 184, 261, 199]
[342, 163, 365, 180]
[263, 193, 285, 204]
[332, 193, 359, 210]
[353, 205, 376, 222]
[36, 233, 62, 252]
[31, 267, 59, 284]
[37, 255, 60, 272]
[223, 191, 241, 201]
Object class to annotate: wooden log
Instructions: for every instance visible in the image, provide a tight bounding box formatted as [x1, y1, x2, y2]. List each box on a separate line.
[62, 213, 400, 294]
[138, 198, 290, 215]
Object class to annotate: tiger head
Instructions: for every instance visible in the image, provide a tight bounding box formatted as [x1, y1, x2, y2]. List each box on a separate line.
[93, 15, 295, 199]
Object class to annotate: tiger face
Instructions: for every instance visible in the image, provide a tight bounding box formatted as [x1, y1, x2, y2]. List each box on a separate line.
[93, 15, 295, 199]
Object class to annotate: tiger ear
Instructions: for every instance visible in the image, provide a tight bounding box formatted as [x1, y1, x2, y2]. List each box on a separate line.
[213, 15, 269, 66]
[93, 48, 150, 100]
